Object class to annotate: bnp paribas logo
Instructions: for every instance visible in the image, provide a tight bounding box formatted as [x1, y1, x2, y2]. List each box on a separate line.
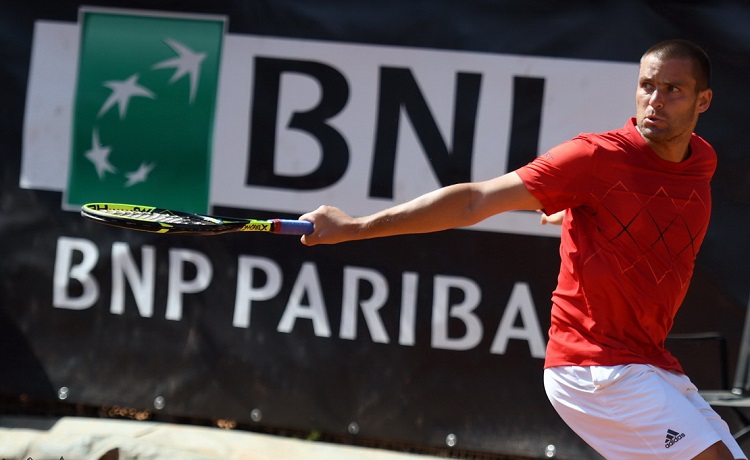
[65, 8, 225, 213]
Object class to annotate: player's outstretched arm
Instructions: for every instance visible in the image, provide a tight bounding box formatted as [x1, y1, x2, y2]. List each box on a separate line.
[299, 171, 541, 246]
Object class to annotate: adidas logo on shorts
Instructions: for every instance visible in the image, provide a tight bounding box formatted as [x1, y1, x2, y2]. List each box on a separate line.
[665, 428, 685, 448]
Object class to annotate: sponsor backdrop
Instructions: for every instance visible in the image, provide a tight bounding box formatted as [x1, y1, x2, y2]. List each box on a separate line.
[2, 1, 749, 458]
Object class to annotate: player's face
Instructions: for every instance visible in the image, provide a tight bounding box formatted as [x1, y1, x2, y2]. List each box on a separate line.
[636, 56, 712, 150]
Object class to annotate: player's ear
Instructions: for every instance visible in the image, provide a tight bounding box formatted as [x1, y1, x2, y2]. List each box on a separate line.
[697, 88, 712, 113]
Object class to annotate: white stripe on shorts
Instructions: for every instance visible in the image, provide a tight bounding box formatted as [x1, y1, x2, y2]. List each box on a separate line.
[543, 364, 747, 459]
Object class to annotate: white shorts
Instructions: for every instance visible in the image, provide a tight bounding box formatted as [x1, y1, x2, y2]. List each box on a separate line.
[544, 364, 747, 459]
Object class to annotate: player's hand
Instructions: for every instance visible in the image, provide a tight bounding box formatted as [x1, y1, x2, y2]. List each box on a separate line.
[299, 205, 359, 246]
[540, 209, 565, 226]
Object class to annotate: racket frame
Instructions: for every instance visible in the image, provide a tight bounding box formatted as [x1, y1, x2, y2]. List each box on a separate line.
[80, 203, 313, 235]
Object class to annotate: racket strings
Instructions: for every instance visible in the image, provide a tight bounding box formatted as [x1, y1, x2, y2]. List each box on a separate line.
[104, 209, 213, 225]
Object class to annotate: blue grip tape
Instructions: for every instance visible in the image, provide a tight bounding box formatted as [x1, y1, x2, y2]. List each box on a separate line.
[274, 219, 314, 235]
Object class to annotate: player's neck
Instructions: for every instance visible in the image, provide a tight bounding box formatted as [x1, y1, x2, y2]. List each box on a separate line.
[637, 127, 693, 163]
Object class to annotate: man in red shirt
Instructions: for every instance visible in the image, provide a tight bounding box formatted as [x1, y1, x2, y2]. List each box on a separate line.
[520, 114, 715, 372]
[300, 40, 744, 459]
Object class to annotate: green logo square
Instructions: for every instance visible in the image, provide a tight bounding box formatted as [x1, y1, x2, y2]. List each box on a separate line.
[65, 8, 225, 213]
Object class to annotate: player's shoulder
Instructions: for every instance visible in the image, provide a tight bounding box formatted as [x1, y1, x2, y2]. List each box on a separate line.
[689, 132, 718, 173]
[568, 124, 632, 155]
[546, 120, 640, 162]
[690, 131, 716, 156]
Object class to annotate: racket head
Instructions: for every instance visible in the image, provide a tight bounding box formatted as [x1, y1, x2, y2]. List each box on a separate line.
[81, 203, 225, 234]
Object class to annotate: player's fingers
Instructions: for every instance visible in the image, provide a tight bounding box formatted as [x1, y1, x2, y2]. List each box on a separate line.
[298, 207, 327, 245]
[298, 216, 315, 246]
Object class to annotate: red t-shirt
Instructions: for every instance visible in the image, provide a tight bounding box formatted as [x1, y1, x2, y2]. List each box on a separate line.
[517, 118, 716, 372]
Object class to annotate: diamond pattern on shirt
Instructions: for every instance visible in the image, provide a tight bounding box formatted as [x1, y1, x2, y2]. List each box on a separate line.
[588, 181, 709, 288]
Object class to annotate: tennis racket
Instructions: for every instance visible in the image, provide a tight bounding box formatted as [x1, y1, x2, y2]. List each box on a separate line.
[81, 203, 314, 235]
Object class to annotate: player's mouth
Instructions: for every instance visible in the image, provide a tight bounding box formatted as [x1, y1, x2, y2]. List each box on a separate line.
[643, 115, 665, 127]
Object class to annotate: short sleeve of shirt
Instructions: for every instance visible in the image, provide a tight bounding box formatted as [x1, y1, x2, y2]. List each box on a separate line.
[516, 136, 598, 215]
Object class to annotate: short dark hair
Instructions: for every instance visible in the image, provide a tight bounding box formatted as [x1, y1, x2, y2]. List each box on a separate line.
[642, 39, 711, 91]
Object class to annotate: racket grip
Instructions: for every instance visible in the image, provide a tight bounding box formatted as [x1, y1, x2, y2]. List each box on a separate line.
[273, 219, 314, 235]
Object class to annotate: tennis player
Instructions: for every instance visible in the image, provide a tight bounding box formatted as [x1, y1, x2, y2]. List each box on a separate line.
[300, 40, 745, 459]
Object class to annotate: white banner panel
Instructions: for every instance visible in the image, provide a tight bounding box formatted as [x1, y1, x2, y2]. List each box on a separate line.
[22, 21, 637, 237]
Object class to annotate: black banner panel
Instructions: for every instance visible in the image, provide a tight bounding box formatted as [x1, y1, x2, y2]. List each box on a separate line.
[2, 1, 750, 459]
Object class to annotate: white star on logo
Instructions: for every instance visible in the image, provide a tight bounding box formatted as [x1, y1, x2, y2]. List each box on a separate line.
[124, 162, 156, 187]
[98, 74, 156, 119]
[152, 38, 206, 104]
[84, 129, 117, 179]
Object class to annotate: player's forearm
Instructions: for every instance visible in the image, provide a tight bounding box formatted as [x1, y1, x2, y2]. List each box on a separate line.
[299, 184, 478, 245]
[300, 172, 539, 245]
[357, 183, 481, 239]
